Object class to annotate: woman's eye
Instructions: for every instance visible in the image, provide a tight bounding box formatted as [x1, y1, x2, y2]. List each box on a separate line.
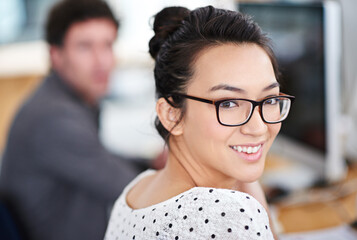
[265, 98, 279, 105]
[220, 100, 238, 108]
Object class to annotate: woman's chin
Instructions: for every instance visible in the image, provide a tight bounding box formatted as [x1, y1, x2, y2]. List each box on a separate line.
[234, 166, 265, 183]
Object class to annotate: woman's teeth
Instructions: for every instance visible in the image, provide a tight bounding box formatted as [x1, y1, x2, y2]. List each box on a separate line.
[231, 145, 261, 154]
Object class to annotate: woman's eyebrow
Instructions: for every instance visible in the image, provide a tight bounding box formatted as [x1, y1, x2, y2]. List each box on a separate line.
[209, 84, 245, 93]
[209, 82, 280, 93]
[263, 82, 280, 91]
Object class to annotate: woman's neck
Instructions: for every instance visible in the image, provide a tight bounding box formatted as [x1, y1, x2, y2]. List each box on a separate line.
[164, 137, 241, 190]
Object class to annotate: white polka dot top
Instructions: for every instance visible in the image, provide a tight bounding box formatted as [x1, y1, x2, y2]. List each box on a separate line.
[105, 170, 274, 240]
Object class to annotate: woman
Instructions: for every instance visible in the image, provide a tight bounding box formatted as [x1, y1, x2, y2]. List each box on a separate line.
[105, 6, 294, 240]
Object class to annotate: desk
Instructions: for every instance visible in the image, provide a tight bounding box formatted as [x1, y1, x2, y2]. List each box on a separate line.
[272, 163, 357, 233]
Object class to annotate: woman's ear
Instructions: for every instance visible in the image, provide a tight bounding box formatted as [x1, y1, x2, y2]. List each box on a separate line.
[156, 98, 183, 136]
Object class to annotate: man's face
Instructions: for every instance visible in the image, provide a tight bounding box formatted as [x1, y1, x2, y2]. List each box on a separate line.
[51, 18, 118, 104]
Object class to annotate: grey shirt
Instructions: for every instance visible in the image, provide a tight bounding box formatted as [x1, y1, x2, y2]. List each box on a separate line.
[0, 71, 143, 240]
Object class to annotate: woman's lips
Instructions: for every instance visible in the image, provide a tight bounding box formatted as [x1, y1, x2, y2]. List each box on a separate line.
[229, 143, 264, 162]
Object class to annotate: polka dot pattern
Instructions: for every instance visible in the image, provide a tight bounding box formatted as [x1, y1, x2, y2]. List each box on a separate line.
[104, 170, 274, 239]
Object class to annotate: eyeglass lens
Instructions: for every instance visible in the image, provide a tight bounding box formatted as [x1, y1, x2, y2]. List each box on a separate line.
[218, 97, 291, 126]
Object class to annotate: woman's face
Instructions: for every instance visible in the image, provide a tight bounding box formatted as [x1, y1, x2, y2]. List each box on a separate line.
[179, 43, 281, 186]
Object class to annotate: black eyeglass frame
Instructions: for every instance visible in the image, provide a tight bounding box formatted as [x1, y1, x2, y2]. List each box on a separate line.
[168, 93, 295, 127]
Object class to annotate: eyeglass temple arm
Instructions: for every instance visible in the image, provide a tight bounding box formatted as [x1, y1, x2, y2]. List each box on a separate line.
[170, 93, 214, 104]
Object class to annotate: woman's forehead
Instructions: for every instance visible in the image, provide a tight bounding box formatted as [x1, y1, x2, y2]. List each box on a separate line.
[188, 43, 277, 93]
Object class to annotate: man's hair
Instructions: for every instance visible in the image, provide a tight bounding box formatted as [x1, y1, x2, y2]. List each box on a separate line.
[45, 0, 119, 46]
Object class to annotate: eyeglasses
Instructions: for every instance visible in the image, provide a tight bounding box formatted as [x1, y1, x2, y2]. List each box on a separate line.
[169, 93, 295, 127]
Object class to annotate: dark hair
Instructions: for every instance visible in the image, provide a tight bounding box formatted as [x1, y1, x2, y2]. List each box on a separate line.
[149, 6, 280, 142]
[45, 0, 119, 46]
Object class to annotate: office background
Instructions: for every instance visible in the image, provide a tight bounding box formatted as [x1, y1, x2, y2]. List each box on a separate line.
[0, 0, 357, 236]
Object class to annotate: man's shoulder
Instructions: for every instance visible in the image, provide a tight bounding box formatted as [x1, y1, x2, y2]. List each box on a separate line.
[11, 75, 89, 130]
[29, 74, 78, 109]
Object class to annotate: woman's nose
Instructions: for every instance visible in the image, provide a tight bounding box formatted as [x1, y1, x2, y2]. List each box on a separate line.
[240, 107, 267, 136]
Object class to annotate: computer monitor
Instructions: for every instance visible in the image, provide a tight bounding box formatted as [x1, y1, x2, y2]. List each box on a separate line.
[237, 0, 345, 186]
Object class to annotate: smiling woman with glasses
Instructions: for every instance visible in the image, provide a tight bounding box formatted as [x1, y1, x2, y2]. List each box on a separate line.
[105, 5, 295, 240]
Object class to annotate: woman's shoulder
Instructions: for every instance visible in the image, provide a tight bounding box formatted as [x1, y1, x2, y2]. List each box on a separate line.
[184, 187, 269, 221]
[106, 185, 274, 239]
[114, 177, 269, 219]
[166, 187, 273, 239]
[189, 187, 263, 207]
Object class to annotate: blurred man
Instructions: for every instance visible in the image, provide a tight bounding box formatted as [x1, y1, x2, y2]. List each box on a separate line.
[0, 0, 155, 239]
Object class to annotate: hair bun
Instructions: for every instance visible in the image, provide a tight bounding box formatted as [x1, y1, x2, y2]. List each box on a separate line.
[149, 6, 190, 59]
